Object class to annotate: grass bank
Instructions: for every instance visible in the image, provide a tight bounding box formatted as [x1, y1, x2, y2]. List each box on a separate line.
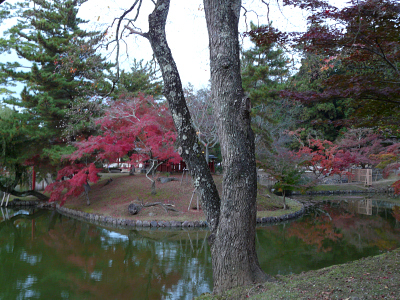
[310, 176, 398, 192]
[197, 248, 400, 300]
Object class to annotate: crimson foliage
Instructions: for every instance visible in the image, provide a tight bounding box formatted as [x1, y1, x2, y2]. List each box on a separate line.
[45, 94, 180, 204]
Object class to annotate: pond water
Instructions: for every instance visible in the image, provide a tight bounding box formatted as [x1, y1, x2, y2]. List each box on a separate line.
[1, 196, 399, 300]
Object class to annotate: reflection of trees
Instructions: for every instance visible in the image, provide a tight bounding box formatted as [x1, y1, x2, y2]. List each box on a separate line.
[0, 211, 212, 300]
[39, 224, 212, 299]
[285, 201, 400, 253]
[286, 212, 343, 252]
[256, 200, 400, 276]
[2, 201, 399, 298]
[0, 209, 51, 299]
[393, 206, 400, 229]
[326, 201, 400, 251]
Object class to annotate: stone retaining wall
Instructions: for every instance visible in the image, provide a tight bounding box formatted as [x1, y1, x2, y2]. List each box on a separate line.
[56, 199, 306, 229]
[56, 205, 208, 229]
[256, 202, 305, 224]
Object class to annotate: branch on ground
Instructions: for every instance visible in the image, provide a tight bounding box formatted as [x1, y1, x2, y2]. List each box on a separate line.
[128, 200, 178, 215]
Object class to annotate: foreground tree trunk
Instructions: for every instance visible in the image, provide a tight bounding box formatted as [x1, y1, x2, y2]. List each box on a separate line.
[203, 0, 267, 293]
[141, 0, 267, 294]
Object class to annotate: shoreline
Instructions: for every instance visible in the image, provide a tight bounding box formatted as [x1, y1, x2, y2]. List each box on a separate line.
[54, 198, 306, 229]
[3, 187, 397, 230]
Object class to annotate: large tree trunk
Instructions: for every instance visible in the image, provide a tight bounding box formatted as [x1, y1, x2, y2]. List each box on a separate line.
[147, 0, 221, 232]
[144, 0, 267, 294]
[203, 0, 267, 293]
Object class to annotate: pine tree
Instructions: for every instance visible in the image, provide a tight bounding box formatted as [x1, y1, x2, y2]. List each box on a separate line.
[1, 0, 112, 140]
[112, 59, 163, 99]
[241, 22, 292, 155]
[286, 51, 353, 142]
[0, 0, 112, 199]
[0, 105, 49, 199]
[242, 23, 290, 108]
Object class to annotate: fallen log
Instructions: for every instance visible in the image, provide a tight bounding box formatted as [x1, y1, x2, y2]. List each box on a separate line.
[128, 200, 178, 215]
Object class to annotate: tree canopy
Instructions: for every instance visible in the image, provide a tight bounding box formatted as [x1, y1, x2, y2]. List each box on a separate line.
[283, 0, 400, 132]
[45, 93, 180, 202]
[0, 0, 112, 198]
[242, 22, 292, 148]
[112, 59, 163, 99]
[0, 105, 49, 199]
[1, 0, 113, 139]
[2, 0, 400, 295]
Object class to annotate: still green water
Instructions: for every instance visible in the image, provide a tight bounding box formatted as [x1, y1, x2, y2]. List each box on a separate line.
[1, 197, 399, 299]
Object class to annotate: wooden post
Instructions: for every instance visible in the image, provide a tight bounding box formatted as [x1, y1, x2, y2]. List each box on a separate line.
[32, 167, 36, 191]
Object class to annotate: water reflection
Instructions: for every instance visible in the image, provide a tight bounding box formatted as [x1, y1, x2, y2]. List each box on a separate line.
[0, 209, 212, 300]
[256, 197, 400, 276]
[0, 197, 399, 299]
[357, 199, 372, 215]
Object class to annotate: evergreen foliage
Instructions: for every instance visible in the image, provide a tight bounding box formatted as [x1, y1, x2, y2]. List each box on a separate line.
[1, 0, 113, 139]
[242, 23, 290, 108]
[0, 0, 112, 198]
[0, 105, 47, 196]
[112, 59, 163, 99]
[287, 51, 354, 142]
[242, 22, 292, 154]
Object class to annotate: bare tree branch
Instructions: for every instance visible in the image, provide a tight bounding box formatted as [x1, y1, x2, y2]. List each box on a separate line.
[124, 25, 148, 38]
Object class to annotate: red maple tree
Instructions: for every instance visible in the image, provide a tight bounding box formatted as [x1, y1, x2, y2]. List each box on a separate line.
[46, 93, 181, 203]
[336, 129, 384, 168]
[289, 130, 341, 180]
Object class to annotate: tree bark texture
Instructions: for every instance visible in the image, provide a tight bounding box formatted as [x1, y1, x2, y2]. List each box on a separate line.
[203, 0, 267, 293]
[147, 0, 221, 232]
[145, 0, 267, 294]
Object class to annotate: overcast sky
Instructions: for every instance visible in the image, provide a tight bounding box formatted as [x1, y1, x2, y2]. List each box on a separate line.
[77, 0, 309, 90]
[0, 0, 309, 101]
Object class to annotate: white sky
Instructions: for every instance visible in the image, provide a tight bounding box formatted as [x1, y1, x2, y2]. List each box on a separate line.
[77, 0, 309, 90]
[0, 0, 310, 100]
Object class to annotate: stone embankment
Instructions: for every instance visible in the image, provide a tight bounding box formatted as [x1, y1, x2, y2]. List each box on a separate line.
[55, 199, 306, 229]
[57, 204, 209, 228]
[4, 193, 305, 228]
[256, 201, 305, 224]
[7, 185, 394, 229]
